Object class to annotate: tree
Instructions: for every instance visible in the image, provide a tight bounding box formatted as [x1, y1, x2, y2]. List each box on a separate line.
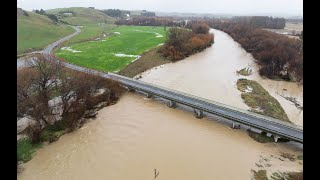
[39, 9, 46, 15]
[17, 55, 125, 143]
[191, 23, 210, 34]
[46, 14, 59, 22]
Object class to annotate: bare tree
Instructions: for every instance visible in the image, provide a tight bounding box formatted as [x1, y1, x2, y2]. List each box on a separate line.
[18, 55, 125, 142]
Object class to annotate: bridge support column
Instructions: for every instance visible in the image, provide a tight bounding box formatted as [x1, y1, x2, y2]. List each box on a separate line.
[273, 135, 280, 143]
[146, 93, 152, 98]
[194, 109, 203, 119]
[127, 87, 135, 92]
[232, 123, 241, 129]
[166, 100, 176, 108]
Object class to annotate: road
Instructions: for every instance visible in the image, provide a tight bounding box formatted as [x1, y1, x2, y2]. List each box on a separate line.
[16, 26, 303, 143]
[17, 26, 81, 69]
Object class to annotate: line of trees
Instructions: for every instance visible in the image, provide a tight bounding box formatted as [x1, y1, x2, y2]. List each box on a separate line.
[34, 9, 59, 22]
[17, 55, 125, 143]
[231, 16, 286, 29]
[159, 23, 214, 61]
[213, 23, 303, 82]
[101, 9, 131, 18]
[115, 16, 185, 26]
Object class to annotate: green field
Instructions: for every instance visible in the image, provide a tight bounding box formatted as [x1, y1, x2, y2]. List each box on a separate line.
[17, 11, 74, 55]
[64, 24, 116, 45]
[55, 25, 167, 72]
[46, 7, 115, 25]
[46, 7, 116, 46]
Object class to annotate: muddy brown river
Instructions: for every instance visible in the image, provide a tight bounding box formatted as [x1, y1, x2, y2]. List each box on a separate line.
[18, 29, 303, 180]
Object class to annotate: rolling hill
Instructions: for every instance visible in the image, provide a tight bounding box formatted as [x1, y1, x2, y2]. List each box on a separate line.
[46, 7, 116, 25]
[17, 8, 74, 55]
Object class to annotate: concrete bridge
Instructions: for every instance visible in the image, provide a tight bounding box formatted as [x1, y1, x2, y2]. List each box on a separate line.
[38, 60, 302, 144]
[17, 26, 303, 144]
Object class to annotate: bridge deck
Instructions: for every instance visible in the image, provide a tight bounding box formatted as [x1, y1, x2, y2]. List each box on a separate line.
[20, 56, 303, 144]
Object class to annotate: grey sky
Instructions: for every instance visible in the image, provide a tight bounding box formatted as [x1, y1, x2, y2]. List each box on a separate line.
[17, 0, 303, 16]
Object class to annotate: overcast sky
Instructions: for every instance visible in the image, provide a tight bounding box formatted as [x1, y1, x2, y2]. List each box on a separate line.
[17, 0, 303, 16]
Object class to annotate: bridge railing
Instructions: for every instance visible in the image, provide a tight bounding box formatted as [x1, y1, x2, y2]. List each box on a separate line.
[108, 72, 303, 131]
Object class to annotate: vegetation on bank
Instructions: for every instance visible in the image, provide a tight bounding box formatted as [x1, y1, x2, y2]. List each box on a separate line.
[213, 23, 303, 82]
[271, 171, 303, 180]
[247, 129, 289, 143]
[159, 23, 214, 61]
[253, 170, 268, 180]
[237, 78, 289, 122]
[17, 9, 74, 55]
[17, 55, 125, 162]
[231, 16, 286, 29]
[17, 138, 42, 163]
[237, 66, 252, 76]
[253, 170, 303, 180]
[55, 25, 166, 72]
[119, 47, 171, 78]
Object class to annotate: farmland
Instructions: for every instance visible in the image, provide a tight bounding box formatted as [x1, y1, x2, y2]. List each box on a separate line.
[55, 25, 167, 72]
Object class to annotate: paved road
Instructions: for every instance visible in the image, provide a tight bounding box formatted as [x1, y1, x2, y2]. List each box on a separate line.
[17, 26, 81, 69]
[16, 26, 303, 143]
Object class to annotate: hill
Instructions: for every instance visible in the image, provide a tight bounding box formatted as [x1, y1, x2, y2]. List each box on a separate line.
[17, 8, 74, 55]
[46, 7, 116, 25]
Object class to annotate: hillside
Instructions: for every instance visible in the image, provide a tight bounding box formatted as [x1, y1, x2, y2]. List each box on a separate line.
[46, 7, 116, 25]
[17, 8, 74, 55]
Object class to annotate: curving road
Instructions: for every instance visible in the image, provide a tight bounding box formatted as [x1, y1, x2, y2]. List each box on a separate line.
[17, 26, 81, 69]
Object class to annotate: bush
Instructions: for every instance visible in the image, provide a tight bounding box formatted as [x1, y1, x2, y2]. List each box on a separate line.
[17, 138, 42, 163]
[159, 23, 214, 61]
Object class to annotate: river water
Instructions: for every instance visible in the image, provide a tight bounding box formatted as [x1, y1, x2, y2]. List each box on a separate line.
[18, 29, 303, 180]
[140, 29, 303, 126]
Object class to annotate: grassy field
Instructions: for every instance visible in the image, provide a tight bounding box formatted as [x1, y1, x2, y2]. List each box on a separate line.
[55, 25, 167, 72]
[46, 7, 115, 25]
[63, 24, 116, 45]
[17, 11, 74, 55]
[119, 47, 170, 78]
[237, 78, 289, 122]
[46, 7, 116, 46]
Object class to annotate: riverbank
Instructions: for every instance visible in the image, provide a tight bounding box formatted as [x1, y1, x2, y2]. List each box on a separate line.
[118, 47, 170, 78]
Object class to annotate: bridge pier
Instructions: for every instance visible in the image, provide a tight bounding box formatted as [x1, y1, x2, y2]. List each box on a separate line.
[145, 93, 152, 98]
[231, 123, 241, 129]
[127, 87, 135, 92]
[194, 109, 203, 119]
[166, 100, 176, 108]
[273, 135, 280, 143]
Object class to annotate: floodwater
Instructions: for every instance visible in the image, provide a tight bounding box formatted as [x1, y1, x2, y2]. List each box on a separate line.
[139, 29, 303, 127]
[18, 94, 302, 180]
[18, 29, 303, 180]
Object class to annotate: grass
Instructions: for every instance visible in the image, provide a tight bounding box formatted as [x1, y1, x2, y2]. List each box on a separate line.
[118, 47, 171, 78]
[46, 7, 115, 25]
[40, 120, 67, 142]
[237, 66, 252, 76]
[247, 130, 274, 143]
[55, 25, 167, 72]
[280, 152, 296, 161]
[297, 155, 303, 160]
[64, 24, 116, 45]
[236, 78, 289, 122]
[271, 171, 303, 180]
[17, 11, 74, 55]
[17, 138, 42, 163]
[253, 170, 268, 180]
